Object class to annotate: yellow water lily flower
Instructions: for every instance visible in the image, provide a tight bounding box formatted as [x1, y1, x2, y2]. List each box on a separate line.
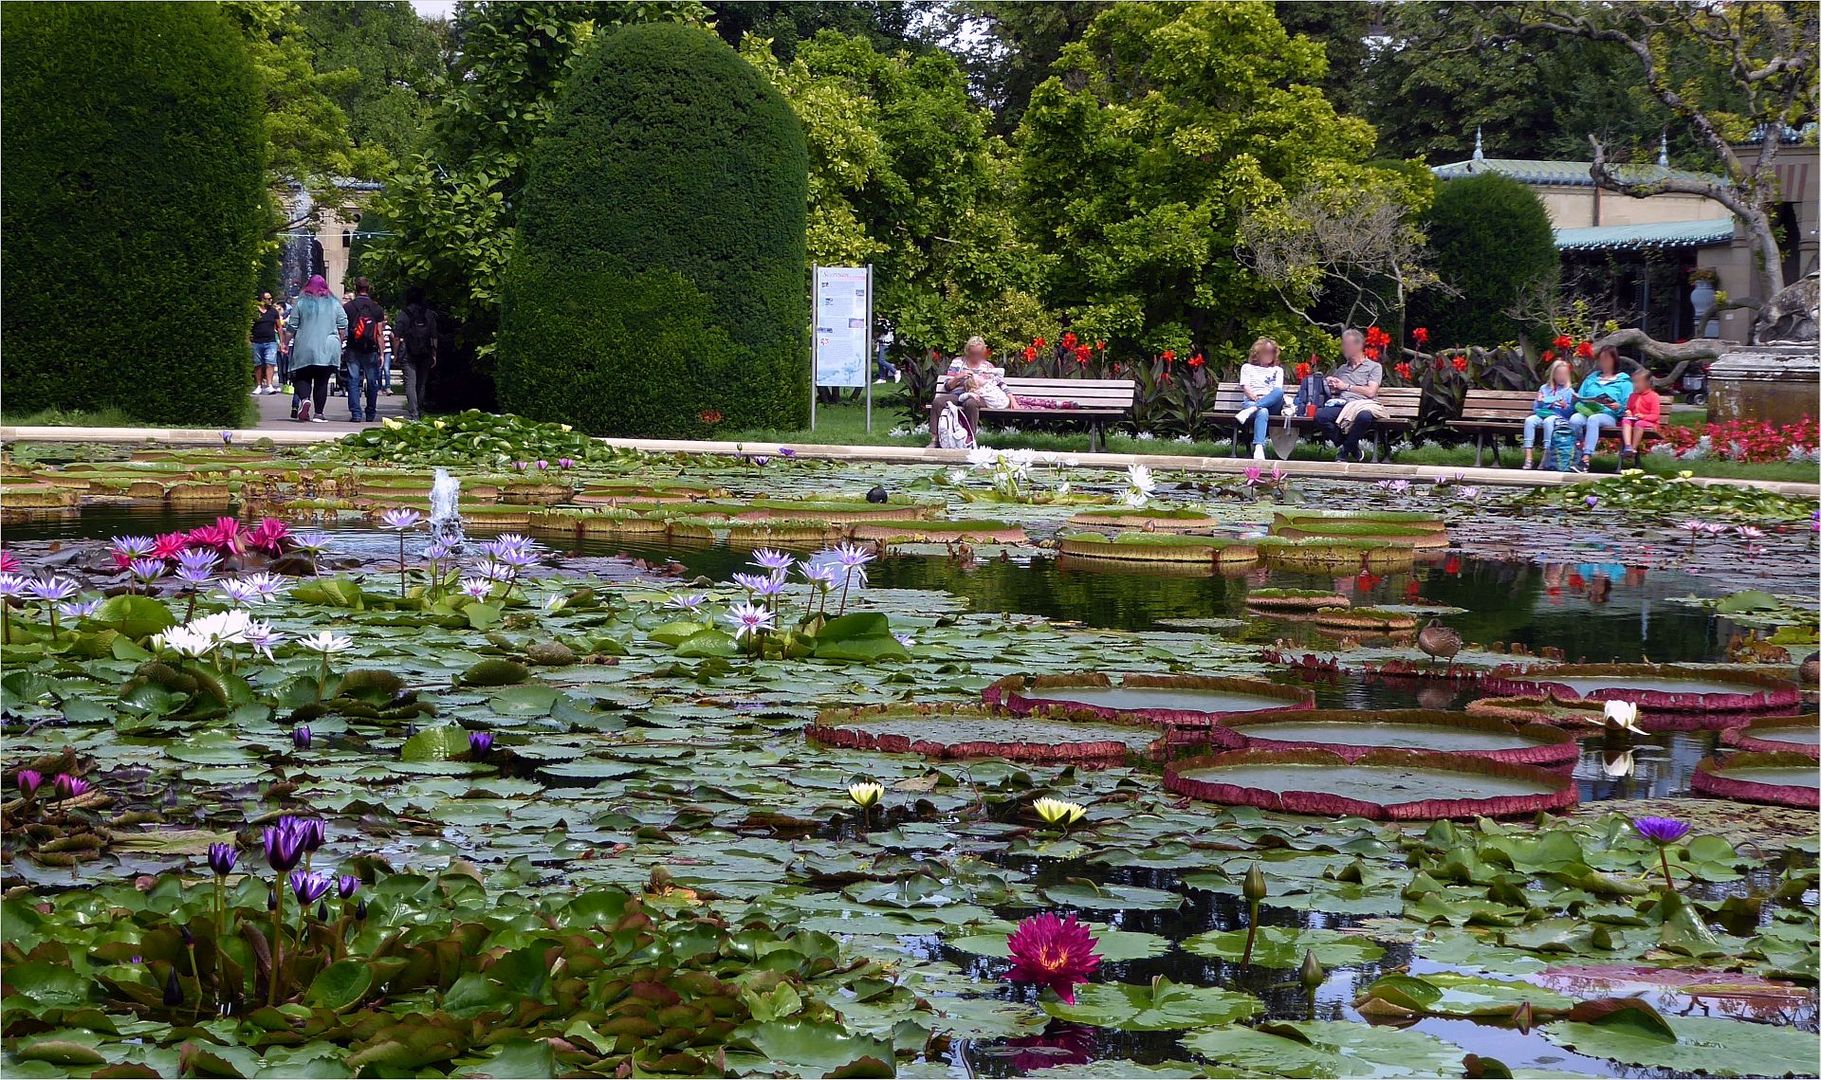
[1033, 797, 1087, 827]
[848, 781, 883, 809]
[382, 418, 402, 430]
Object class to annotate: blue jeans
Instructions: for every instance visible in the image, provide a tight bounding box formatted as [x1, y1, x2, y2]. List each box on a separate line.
[1570, 411, 1618, 453]
[251, 341, 277, 372]
[1244, 388, 1285, 445]
[1522, 413, 1562, 448]
[348, 350, 382, 421]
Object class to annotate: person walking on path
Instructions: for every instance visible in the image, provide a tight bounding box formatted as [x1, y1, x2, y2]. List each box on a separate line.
[394, 286, 438, 422]
[342, 278, 388, 423]
[250, 291, 284, 395]
[286, 275, 346, 423]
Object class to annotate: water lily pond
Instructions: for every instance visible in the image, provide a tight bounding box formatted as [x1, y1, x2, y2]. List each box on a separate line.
[2, 443, 1817, 1078]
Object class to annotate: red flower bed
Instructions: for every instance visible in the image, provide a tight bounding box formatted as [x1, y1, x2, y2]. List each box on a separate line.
[1661, 415, 1818, 462]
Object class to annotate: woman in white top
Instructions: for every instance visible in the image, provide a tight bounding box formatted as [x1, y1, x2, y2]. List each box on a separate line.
[1235, 337, 1287, 459]
[929, 336, 1009, 447]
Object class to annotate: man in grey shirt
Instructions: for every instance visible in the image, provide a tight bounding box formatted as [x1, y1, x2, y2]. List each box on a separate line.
[1315, 328, 1383, 462]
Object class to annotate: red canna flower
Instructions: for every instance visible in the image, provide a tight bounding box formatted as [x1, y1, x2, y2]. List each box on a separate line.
[1395, 362, 1413, 380]
[1451, 355, 1469, 372]
[1295, 362, 1312, 380]
[1412, 327, 1430, 346]
[1362, 345, 1381, 361]
[1553, 335, 1574, 350]
[1161, 350, 1176, 364]
[1365, 326, 1391, 349]
[1005, 913, 1102, 1004]
[1023, 346, 1038, 363]
[1074, 345, 1091, 364]
[1575, 341, 1594, 359]
[1061, 331, 1078, 349]
[1158, 369, 1173, 384]
[1542, 350, 1556, 363]
[1095, 340, 1106, 352]
[1187, 352, 1205, 368]
[1033, 337, 1046, 350]
[699, 409, 723, 425]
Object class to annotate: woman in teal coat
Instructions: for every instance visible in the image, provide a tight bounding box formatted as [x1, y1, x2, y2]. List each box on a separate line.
[1567, 345, 1633, 472]
[287, 274, 346, 423]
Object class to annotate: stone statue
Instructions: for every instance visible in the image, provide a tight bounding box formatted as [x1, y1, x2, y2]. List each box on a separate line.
[1754, 271, 1819, 343]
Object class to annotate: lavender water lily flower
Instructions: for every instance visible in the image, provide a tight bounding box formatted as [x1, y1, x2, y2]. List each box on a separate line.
[750, 549, 794, 571]
[665, 593, 708, 612]
[725, 601, 776, 641]
[469, 731, 494, 756]
[0, 574, 28, 600]
[460, 577, 493, 600]
[207, 842, 238, 877]
[57, 598, 101, 620]
[1634, 816, 1691, 892]
[380, 508, 423, 530]
[30, 575, 79, 603]
[289, 870, 332, 905]
[244, 619, 281, 660]
[242, 572, 290, 601]
[290, 531, 331, 556]
[292, 727, 312, 749]
[218, 579, 262, 606]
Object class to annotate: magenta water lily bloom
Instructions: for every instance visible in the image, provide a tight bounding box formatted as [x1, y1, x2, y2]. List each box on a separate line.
[16, 769, 42, 797]
[1005, 913, 1102, 1004]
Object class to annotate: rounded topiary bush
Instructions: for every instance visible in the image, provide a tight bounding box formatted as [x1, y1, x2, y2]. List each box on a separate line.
[496, 24, 809, 437]
[1417, 173, 1557, 349]
[2, 3, 266, 425]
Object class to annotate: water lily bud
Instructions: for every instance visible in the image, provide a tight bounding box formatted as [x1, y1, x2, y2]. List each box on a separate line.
[317, 901, 329, 921]
[355, 900, 368, 921]
[163, 967, 183, 1007]
[180, 925, 195, 948]
[267, 887, 277, 912]
[1243, 864, 1268, 903]
[1299, 949, 1325, 991]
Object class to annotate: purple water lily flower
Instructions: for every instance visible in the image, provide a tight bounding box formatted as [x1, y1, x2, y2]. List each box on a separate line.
[112, 536, 157, 561]
[724, 601, 775, 640]
[469, 731, 494, 756]
[289, 870, 331, 905]
[797, 561, 838, 589]
[535, 459, 549, 470]
[460, 577, 492, 599]
[53, 773, 91, 800]
[778, 446, 797, 458]
[16, 770, 42, 797]
[57, 599, 101, 620]
[283, 815, 327, 853]
[422, 542, 452, 562]
[1585, 495, 1600, 509]
[1633, 817, 1691, 846]
[290, 531, 332, 555]
[129, 558, 167, 583]
[30, 575, 79, 603]
[292, 726, 312, 749]
[263, 824, 306, 872]
[0, 574, 29, 600]
[557, 457, 575, 469]
[336, 874, 360, 899]
[175, 549, 221, 586]
[380, 508, 423, 531]
[218, 579, 262, 606]
[664, 593, 708, 611]
[207, 842, 238, 877]
[241, 572, 290, 601]
[750, 549, 794, 571]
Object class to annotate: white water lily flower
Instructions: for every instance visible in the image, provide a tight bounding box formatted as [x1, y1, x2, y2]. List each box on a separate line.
[1602, 700, 1643, 734]
[155, 624, 217, 658]
[1126, 463, 1155, 496]
[946, 467, 971, 485]
[967, 447, 1000, 469]
[1602, 750, 1635, 778]
[189, 609, 253, 648]
[1033, 797, 1087, 827]
[299, 630, 353, 655]
[847, 781, 884, 809]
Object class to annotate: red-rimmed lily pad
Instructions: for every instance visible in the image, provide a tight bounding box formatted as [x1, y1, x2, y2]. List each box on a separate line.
[1720, 716, 1820, 759]
[1164, 748, 1578, 819]
[805, 703, 1159, 763]
[848, 519, 1027, 544]
[1244, 589, 1349, 612]
[1690, 751, 1820, 808]
[1221, 710, 1580, 768]
[1482, 663, 1802, 717]
[1066, 506, 1223, 532]
[1057, 531, 1258, 565]
[1311, 607, 1418, 633]
[982, 673, 1309, 732]
[1465, 695, 1608, 731]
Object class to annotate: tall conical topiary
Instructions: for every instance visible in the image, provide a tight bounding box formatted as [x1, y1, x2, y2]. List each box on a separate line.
[496, 24, 809, 437]
[2, 3, 267, 425]
[1417, 173, 1559, 349]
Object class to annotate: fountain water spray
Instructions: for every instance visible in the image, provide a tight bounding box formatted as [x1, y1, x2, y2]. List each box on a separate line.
[427, 469, 465, 553]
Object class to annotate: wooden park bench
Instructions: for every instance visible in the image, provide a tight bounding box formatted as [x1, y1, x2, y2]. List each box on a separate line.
[977, 378, 1136, 452]
[1454, 388, 1661, 467]
[1208, 383, 1423, 461]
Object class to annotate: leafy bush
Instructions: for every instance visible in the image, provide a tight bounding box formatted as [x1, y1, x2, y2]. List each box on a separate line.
[497, 24, 809, 437]
[314, 411, 603, 467]
[1417, 174, 1557, 349]
[1, 3, 267, 426]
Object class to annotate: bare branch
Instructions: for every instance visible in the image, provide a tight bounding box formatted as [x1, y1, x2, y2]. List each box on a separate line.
[1593, 327, 1729, 363]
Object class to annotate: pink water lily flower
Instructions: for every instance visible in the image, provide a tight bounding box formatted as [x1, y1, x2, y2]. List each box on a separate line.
[1006, 913, 1102, 1004]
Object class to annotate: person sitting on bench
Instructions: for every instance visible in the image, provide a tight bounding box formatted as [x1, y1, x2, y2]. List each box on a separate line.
[1313, 329, 1384, 463]
[1235, 337, 1289, 461]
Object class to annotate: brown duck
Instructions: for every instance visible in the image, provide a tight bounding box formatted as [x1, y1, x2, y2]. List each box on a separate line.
[1417, 619, 1463, 674]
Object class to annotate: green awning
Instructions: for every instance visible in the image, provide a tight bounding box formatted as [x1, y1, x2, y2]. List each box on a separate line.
[1553, 219, 1734, 252]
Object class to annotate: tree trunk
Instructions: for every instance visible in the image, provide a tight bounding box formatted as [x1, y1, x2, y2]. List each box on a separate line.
[1592, 328, 1728, 363]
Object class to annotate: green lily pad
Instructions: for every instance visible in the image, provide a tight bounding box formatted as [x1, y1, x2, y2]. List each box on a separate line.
[1182, 1020, 1469, 1077]
[1544, 1009, 1821, 1076]
[1357, 972, 1573, 1018]
[1042, 977, 1260, 1030]
[1181, 926, 1385, 968]
[305, 960, 373, 1012]
[744, 1019, 894, 1077]
[1041, 882, 1182, 911]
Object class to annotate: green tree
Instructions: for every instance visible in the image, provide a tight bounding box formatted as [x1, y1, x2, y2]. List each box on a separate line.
[741, 30, 1051, 355]
[361, 1, 708, 361]
[1416, 173, 1558, 348]
[1273, 1, 1374, 119]
[496, 24, 808, 435]
[947, 1, 1107, 132]
[1014, 1, 1405, 366]
[295, 1, 445, 167]
[3, 2, 268, 425]
[706, 2, 934, 59]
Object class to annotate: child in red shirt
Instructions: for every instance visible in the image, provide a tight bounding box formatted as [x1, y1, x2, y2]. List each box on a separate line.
[1619, 370, 1662, 467]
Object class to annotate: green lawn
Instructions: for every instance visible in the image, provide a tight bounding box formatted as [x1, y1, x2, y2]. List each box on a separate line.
[4, 399, 261, 428]
[729, 394, 1819, 484]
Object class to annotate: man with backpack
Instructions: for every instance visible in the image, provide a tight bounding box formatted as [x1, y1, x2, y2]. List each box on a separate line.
[342, 278, 388, 422]
[394, 286, 438, 422]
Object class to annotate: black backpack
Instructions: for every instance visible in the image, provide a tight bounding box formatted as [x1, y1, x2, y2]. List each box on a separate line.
[401, 305, 435, 361]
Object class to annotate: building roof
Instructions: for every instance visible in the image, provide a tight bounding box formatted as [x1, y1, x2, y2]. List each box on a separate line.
[1433, 156, 1730, 189]
[1553, 219, 1735, 253]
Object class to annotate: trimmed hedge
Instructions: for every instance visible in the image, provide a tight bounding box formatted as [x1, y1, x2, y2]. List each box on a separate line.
[496, 24, 809, 437]
[2, 3, 267, 425]
[1418, 173, 1557, 350]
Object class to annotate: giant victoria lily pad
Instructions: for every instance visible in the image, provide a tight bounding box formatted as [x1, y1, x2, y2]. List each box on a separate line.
[1221, 709, 1581, 767]
[1690, 751, 1821, 808]
[1066, 506, 1224, 532]
[806, 703, 1159, 762]
[982, 672, 1310, 732]
[1720, 716, 1821, 758]
[1057, 531, 1259, 565]
[1482, 663, 1802, 720]
[1165, 748, 1578, 819]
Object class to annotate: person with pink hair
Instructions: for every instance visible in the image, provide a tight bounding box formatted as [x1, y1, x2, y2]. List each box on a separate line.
[286, 275, 346, 423]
